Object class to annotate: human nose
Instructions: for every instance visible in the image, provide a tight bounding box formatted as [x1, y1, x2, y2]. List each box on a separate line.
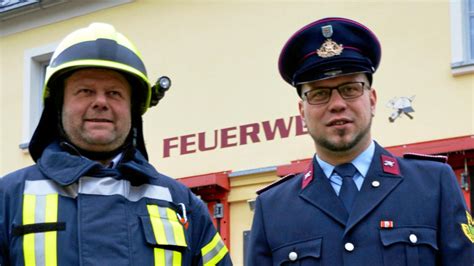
[327, 89, 347, 111]
[91, 92, 109, 110]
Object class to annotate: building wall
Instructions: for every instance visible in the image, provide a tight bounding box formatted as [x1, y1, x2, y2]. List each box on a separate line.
[1, 0, 473, 264]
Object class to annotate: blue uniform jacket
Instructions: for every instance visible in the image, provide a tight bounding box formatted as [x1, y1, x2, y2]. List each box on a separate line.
[0, 142, 232, 266]
[247, 143, 472, 265]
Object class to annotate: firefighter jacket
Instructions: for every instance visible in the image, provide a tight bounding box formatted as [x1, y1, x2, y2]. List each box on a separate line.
[247, 142, 473, 265]
[0, 142, 232, 266]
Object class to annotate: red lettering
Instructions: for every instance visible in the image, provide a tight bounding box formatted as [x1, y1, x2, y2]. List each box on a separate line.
[163, 114, 305, 158]
[221, 127, 238, 148]
[198, 130, 218, 151]
[239, 123, 260, 145]
[262, 117, 293, 141]
[163, 137, 179, 158]
[180, 134, 197, 155]
[295, 115, 308, 135]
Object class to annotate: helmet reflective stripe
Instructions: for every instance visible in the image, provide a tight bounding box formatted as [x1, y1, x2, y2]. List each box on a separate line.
[44, 22, 151, 114]
[22, 194, 59, 266]
[49, 39, 147, 74]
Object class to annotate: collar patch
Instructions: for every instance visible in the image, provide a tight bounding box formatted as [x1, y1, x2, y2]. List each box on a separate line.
[302, 163, 314, 189]
[381, 155, 400, 175]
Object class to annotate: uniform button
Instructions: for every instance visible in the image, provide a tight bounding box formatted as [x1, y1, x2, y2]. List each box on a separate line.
[409, 234, 418, 244]
[288, 251, 298, 261]
[344, 242, 355, 252]
[371, 180, 380, 188]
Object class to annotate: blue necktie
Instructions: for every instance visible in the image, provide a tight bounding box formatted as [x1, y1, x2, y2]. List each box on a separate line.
[334, 163, 358, 212]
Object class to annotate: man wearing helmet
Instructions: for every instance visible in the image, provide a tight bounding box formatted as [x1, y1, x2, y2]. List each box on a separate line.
[0, 23, 232, 266]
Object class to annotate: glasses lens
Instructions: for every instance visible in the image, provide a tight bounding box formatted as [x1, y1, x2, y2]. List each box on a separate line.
[306, 89, 331, 104]
[339, 82, 364, 99]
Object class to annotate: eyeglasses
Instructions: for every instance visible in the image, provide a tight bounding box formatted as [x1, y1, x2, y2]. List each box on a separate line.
[302, 82, 369, 105]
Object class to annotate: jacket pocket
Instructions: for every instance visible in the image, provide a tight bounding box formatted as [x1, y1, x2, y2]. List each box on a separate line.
[140, 205, 188, 248]
[140, 205, 188, 266]
[380, 227, 438, 266]
[272, 237, 322, 266]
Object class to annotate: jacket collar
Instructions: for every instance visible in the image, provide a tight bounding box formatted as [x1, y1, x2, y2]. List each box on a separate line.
[299, 142, 403, 229]
[37, 142, 159, 186]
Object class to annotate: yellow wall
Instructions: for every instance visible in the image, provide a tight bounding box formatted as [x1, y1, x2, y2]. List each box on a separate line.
[1, 1, 473, 264]
[228, 171, 278, 265]
[2, 1, 473, 177]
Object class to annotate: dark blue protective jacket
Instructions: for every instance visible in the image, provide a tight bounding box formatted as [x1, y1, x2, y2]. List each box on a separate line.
[247, 143, 473, 265]
[0, 142, 232, 266]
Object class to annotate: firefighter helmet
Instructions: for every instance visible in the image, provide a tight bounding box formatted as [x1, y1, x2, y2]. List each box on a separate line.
[44, 22, 152, 114]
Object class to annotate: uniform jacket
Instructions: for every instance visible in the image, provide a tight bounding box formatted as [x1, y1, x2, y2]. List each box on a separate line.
[0, 142, 231, 266]
[247, 143, 472, 265]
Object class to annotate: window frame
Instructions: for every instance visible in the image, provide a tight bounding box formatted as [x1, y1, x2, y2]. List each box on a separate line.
[20, 43, 56, 150]
[450, 0, 474, 75]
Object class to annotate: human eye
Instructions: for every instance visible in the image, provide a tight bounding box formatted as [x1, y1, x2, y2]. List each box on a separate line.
[304, 89, 329, 104]
[107, 88, 128, 99]
[339, 83, 362, 97]
[311, 89, 330, 99]
[76, 87, 93, 95]
[107, 90, 121, 97]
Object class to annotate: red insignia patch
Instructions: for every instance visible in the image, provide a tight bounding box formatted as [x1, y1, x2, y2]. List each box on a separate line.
[302, 163, 314, 189]
[381, 155, 400, 175]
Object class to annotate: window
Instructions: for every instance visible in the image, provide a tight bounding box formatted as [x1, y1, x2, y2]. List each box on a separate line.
[0, 0, 39, 13]
[20, 43, 56, 149]
[450, 0, 474, 75]
[469, 0, 474, 60]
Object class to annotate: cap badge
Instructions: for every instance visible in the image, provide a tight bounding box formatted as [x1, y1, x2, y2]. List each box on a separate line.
[317, 25, 343, 58]
[317, 39, 343, 58]
[321, 25, 333, 38]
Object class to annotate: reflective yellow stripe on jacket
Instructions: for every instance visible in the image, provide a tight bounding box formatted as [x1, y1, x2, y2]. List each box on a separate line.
[147, 205, 187, 266]
[201, 233, 228, 266]
[22, 194, 59, 266]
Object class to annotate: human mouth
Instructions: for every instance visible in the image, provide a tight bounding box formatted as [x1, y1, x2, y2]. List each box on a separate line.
[85, 118, 113, 123]
[327, 119, 352, 127]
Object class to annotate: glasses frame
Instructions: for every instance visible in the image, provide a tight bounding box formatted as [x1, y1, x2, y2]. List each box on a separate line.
[302, 81, 370, 105]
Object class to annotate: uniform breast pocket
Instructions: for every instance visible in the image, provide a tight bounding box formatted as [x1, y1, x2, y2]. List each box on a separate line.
[140, 204, 188, 266]
[380, 227, 438, 266]
[272, 237, 322, 266]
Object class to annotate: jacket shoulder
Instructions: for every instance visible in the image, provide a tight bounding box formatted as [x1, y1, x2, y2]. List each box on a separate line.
[402, 152, 448, 163]
[257, 173, 299, 195]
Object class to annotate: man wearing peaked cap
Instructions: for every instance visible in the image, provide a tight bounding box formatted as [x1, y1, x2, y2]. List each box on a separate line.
[0, 23, 232, 266]
[247, 17, 473, 265]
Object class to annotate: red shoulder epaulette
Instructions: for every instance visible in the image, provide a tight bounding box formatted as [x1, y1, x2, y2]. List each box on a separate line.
[256, 173, 298, 195]
[403, 152, 448, 163]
